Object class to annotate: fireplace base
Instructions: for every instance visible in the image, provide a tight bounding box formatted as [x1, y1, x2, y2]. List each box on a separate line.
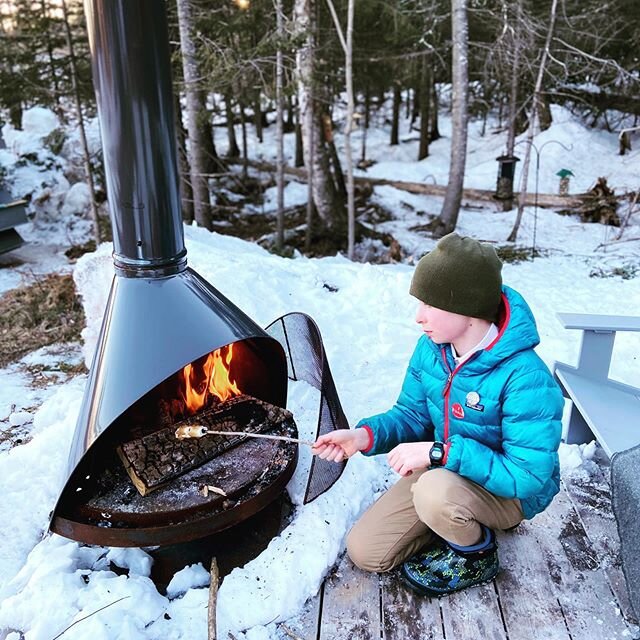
[52, 420, 298, 547]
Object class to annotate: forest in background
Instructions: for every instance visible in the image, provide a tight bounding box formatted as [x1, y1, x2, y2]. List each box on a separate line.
[1, 0, 639, 258]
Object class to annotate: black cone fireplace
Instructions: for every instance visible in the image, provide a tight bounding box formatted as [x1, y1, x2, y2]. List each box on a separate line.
[49, 0, 309, 548]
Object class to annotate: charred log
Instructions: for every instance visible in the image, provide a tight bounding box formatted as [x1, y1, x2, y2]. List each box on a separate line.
[118, 395, 293, 496]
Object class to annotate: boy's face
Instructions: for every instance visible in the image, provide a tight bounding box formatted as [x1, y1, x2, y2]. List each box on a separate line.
[415, 301, 471, 345]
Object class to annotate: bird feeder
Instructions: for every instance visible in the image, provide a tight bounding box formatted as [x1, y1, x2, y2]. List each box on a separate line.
[495, 155, 520, 209]
[556, 168, 574, 196]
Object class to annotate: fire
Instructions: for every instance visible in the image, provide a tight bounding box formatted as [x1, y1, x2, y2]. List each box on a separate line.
[179, 344, 241, 415]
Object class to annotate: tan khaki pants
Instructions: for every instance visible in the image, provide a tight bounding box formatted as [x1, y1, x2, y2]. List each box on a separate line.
[346, 468, 523, 572]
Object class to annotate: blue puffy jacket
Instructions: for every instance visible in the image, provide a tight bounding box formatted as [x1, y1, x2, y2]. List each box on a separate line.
[356, 285, 564, 519]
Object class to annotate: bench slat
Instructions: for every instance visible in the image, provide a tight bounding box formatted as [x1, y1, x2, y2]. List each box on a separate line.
[556, 365, 640, 457]
[557, 312, 640, 333]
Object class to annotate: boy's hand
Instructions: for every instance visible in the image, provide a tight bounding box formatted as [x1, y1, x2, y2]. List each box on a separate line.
[387, 442, 434, 476]
[312, 428, 370, 463]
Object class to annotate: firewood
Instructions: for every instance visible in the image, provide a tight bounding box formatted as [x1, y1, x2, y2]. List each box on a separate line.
[117, 395, 293, 496]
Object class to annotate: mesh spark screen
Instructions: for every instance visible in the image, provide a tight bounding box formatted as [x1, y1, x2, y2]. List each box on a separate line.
[265, 313, 348, 503]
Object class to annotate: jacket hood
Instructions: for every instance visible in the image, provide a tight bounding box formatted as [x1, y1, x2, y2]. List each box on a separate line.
[425, 285, 540, 374]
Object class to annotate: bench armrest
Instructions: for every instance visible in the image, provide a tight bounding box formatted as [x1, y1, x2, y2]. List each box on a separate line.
[557, 312, 640, 333]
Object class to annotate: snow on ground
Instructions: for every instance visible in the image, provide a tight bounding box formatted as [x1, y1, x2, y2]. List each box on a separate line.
[232, 97, 640, 198]
[1, 108, 100, 267]
[0, 104, 639, 638]
[0, 343, 84, 453]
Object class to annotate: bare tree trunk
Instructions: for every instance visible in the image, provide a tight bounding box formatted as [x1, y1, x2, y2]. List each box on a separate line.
[174, 93, 194, 223]
[363, 84, 370, 129]
[295, 0, 345, 234]
[295, 107, 304, 168]
[345, 0, 355, 259]
[41, 0, 63, 122]
[275, 0, 285, 251]
[429, 73, 440, 141]
[239, 100, 248, 180]
[434, 0, 468, 237]
[324, 0, 355, 257]
[360, 122, 368, 166]
[505, 0, 522, 158]
[224, 95, 240, 158]
[501, 0, 522, 212]
[177, 0, 212, 229]
[508, 0, 558, 243]
[285, 93, 295, 132]
[254, 94, 264, 143]
[202, 103, 221, 175]
[538, 94, 553, 131]
[61, 0, 101, 244]
[418, 53, 431, 161]
[325, 118, 347, 198]
[390, 83, 401, 146]
[411, 81, 420, 127]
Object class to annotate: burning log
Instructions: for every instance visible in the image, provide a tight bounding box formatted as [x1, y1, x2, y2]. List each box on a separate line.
[118, 395, 293, 496]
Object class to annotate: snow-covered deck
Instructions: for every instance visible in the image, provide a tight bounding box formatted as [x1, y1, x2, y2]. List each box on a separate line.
[284, 455, 635, 640]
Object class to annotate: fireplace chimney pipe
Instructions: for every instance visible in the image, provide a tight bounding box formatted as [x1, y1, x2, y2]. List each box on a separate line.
[54, 0, 287, 477]
[84, 0, 186, 275]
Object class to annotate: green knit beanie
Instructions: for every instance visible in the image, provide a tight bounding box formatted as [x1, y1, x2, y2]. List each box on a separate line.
[409, 233, 503, 321]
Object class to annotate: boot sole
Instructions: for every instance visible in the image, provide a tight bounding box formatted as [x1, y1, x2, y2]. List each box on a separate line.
[400, 569, 498, 598]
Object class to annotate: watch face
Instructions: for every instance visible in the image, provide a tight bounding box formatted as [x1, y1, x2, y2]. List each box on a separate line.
[430, 443, 444, 464]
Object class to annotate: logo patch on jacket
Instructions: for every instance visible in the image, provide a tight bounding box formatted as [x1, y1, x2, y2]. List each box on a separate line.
[465, 391, 485, 412]
[452, 403, 465, 419]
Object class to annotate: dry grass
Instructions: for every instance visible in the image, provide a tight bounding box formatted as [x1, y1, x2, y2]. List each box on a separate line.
[0, 273, 85, 368]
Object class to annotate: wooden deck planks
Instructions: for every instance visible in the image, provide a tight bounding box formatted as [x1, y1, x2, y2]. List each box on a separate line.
[280, 591, 321, 640]
[562, 455, 636, 624]
[440, 582, 507, 640]
[534, 489, 631, 640]
[319, 553, 381, 640]
[380, 571, 444, 640]
[494, 521, 571, 640]
[292, 475, 633, 640]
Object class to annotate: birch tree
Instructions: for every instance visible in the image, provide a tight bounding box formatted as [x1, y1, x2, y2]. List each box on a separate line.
[432, 0, 468, 238]
[61, 0, 101, 243]
[325, 0, 355, 258]
[504, 0, 523, 160]
[176, 0, 212, 230]
[275, 0, 285, 251]
[294, 0, 346, 237]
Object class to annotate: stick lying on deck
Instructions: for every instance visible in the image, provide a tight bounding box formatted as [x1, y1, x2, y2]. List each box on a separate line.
[175, 425, 314, 447]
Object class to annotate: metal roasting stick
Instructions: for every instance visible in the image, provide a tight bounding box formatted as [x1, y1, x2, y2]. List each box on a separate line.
[175, 425, 315, 447]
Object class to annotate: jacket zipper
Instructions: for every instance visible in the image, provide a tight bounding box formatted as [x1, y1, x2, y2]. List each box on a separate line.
[439, 347, 479, 462]
[440, 348, 454, 445]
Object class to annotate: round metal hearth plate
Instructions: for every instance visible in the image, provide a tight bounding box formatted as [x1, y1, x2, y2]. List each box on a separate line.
[51, 434, 298, 547]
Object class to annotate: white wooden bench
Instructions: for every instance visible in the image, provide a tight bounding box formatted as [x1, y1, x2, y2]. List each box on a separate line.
[553, 313, 640, 457]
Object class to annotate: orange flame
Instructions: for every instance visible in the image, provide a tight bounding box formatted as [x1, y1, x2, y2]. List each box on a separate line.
[180, 344, 241, 415]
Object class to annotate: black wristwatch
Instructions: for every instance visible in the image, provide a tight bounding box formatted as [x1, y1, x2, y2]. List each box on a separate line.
[429, 441, 445, 467]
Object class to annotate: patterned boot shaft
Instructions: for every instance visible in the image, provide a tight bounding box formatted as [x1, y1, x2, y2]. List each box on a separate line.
[402, 534, 499, 597]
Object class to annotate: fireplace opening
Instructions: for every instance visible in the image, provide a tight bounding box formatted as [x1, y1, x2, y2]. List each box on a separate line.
[51, 337, 298, 547]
